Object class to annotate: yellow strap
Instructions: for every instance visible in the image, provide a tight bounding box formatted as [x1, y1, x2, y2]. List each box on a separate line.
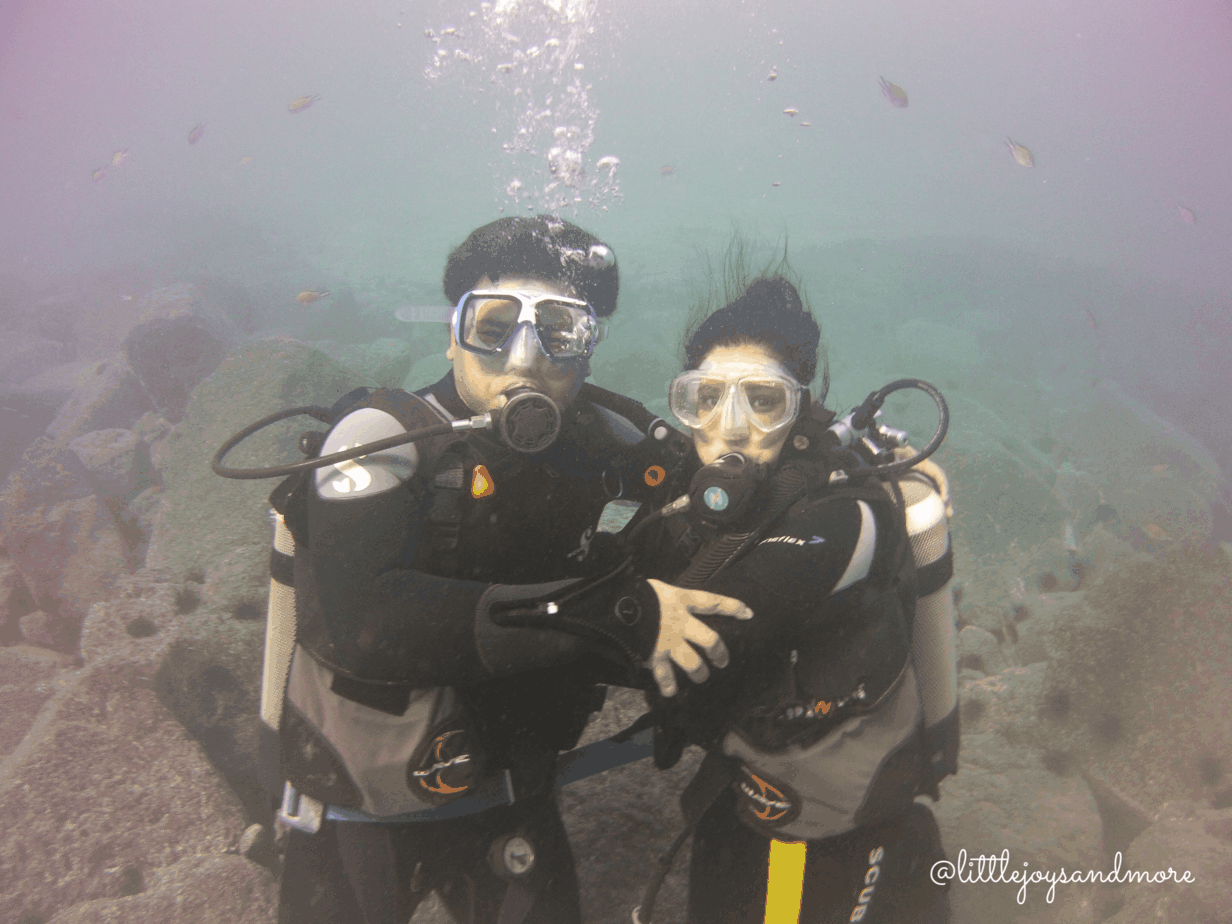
[763, 839, 807, 924]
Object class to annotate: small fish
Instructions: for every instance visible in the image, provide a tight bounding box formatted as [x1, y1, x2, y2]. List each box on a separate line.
[1151, 464, 1169, 474]
[1142, 523, 1171, 542]
[1063, 521, 1078, 553]
[766, 68, 778, 82]
[1006, 138, 1034, 167]
[240, 156, 254, 165]
[1084, 309, 1098, 330]
[783, 107, 799, 117]
[800, 121, 811, 127]
[660, 164, 676, 178]
[92, 165, 109, 182]
[295, 290, 331, 305]
[188, 122, 206, 144]
[772, 181, 781, 187]
[1177, 204, 1196, 224]
[288, 95, 322, 114]
[111, 149, 128, 167]
[878, 77, 908, 108]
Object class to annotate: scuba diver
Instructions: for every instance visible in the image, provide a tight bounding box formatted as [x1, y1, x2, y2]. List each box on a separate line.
[622, 269, 959, 924]
[215, 216, 752, 924]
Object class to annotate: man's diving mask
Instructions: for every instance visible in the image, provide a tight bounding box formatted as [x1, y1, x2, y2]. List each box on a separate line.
[452, 290, 602, 363]
[669, 367, 804, 435]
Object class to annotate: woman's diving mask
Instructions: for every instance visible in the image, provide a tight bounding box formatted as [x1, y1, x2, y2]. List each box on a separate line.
[669, 365, 804, 435]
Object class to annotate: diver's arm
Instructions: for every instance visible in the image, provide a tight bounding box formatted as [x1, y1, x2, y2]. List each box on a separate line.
[663, 495, 870, 667]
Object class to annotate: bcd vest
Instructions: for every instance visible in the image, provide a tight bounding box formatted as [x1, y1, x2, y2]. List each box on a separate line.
[662, 461, 959, 842]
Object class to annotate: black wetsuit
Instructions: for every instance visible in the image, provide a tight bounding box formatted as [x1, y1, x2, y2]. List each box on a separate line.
[638, 462, 952, 924]
[275, 372, 679, 924]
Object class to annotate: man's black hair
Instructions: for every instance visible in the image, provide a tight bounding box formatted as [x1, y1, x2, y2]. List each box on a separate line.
[682, 238, 828, 398]
[443, 215, 620, 318]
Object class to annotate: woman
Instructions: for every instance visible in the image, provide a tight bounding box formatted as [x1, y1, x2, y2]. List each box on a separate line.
[634, 266, 957, 924]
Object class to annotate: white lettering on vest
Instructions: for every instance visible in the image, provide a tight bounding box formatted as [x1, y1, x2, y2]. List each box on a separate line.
[849, 845, 885, 922]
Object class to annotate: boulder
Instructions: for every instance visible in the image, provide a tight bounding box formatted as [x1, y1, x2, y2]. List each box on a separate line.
[0, 330, 67, 386]
[143, 337, 374, 582]
[45, 355, 155, 444]
[0, 650, 252, 924]
[68, 429, 152, 507]
[124, 316, 231, 423]
[1102, 801, 1232, 924]
[932, 730, 1103, 924]
[308, 337, 416, 390]
[0, 437, 135, 645]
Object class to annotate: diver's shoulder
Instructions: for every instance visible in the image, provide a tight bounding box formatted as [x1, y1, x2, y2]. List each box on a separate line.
[311, 388, 446, 500]
[587, 400, 644, 446]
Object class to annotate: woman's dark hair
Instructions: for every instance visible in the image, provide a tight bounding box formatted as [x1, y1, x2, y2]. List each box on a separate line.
[442, 215, 620, 317]
[682, 238, 829, 400]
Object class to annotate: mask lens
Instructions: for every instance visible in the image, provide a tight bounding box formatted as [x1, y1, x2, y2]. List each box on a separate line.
[535, 300, 595, 358]
[670, 373, 729, 428]
[740, 380, 792, 430]
[464, 296, 521, 351]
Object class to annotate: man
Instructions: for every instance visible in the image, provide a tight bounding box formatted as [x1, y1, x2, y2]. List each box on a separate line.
[269, 216, 749, 924]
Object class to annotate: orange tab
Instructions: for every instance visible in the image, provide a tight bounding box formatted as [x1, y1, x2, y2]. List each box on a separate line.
[816, 700, 831, 715]
[645, 465, 666, 487]
[471, 465, 495, 498]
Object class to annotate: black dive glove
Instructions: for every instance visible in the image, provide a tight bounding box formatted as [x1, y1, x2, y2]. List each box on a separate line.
[479, 562, 660, 669]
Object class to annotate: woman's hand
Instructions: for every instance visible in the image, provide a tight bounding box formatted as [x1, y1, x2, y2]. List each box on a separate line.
[643, 578, 753, 697]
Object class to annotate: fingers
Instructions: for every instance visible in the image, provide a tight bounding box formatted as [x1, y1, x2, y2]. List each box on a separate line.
[648, 653, 678, 698]
[685, 591, 753, 620]
[669, 641, 710, 685]
[684, 619, 729, 670]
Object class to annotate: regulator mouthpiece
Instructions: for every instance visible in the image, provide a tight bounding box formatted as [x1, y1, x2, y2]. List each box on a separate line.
[498, 388, 562, 453]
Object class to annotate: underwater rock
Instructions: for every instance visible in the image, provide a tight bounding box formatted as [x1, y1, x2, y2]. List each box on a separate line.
[67, 428, 151, 507]
[932, 729, 1102, 924]
[44, 355, 155, 444]
[1101, 801, 1232, 924]
[0, 436, 134, 641]
[0, 650, 254, 924]
[124, 316, 230, 423]
[0, 332, 68, 387]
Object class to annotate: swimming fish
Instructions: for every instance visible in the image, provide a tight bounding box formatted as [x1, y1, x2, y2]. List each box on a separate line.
[766, 68, 778, 82]
[188, 122, 206, 144]
[92, 165, 109, 182]
[1178, 204, 1196, 224]
[660, 165, 676, 178]
[240, 156, 254, 165]
[295, 290, 331, 305]
[111, 149, 128, 167]
[783, 107, 799, 117]
[878, 77, 908, 108]
[288, 95, 322, 114]
[1006, 138, 1034, 167]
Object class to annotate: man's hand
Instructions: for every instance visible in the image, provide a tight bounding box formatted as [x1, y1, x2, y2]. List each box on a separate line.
[643, 578, 753, 697]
